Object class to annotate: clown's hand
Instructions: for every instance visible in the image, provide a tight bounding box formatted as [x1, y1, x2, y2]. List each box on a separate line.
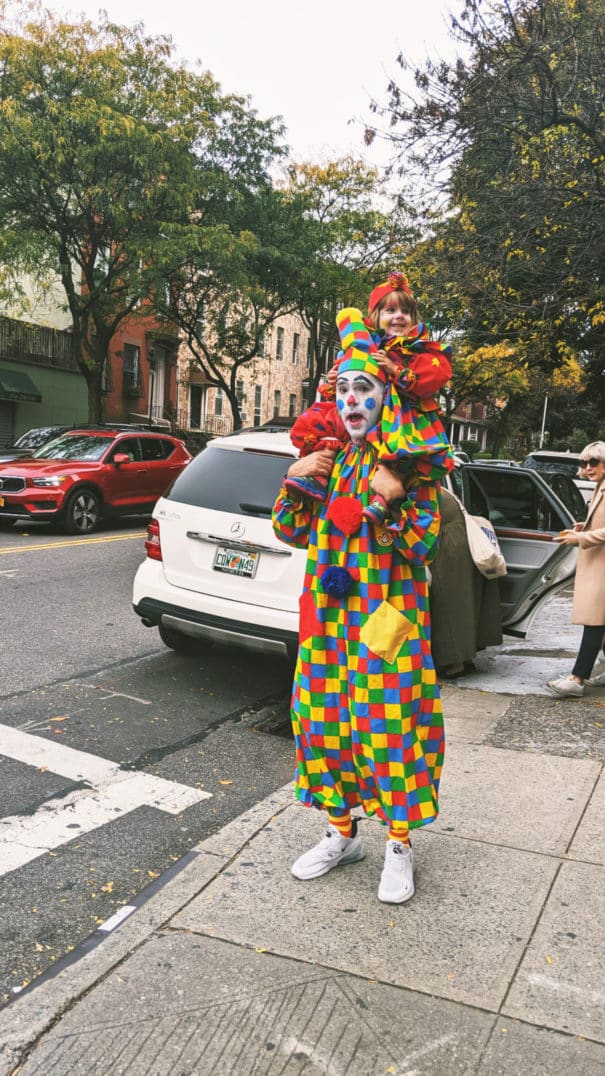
[371, 464, 405, 502]
[287, 449, 335, 480]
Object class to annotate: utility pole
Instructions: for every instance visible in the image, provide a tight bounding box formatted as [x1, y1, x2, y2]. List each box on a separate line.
[539, 393, 548, 448]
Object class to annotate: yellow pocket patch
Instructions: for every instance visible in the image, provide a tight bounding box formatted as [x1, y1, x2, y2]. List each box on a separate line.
[360, 601, 415, 664]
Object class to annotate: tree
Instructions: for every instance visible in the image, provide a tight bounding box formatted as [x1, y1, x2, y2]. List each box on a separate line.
[151, 182, 309, 431]
[281, 159, 417, 397]
[0, 9, 284, 420]
[369, 0, 605, 421]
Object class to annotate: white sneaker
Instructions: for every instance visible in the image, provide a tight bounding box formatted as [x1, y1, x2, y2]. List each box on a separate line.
[291, 822, 365, 880]
[587, 660, 605, 686]
[378, 840, 415, 904]
[546, 675, 585, 697]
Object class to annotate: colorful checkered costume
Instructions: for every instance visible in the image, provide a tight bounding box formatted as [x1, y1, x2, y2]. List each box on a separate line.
[272, 323, 447, 830]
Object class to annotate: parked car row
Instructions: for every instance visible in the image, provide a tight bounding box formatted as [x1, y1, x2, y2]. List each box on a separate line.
[132, 428, 582, 661]
[0, 426, 191, 533]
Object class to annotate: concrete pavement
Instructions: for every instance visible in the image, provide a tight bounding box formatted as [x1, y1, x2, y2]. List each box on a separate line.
[1, 683, 604, 1075]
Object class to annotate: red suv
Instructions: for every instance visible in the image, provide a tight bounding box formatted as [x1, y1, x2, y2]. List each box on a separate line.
[0, 427, 191, 534]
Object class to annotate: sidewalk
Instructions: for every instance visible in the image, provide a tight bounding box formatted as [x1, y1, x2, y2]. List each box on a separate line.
[1, 684, 604, 1075]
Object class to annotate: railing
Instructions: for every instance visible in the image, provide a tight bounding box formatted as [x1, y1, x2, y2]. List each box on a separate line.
[0, 315, 79, 371]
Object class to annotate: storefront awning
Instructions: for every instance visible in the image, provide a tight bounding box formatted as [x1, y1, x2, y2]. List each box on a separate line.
[0, 367, 42, 403]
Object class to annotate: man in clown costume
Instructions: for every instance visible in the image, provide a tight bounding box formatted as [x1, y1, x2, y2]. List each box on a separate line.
[272, 309, 453, 904]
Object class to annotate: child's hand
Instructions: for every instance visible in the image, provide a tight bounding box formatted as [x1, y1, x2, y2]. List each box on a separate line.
[375, 350, 399, 378]
[326, 366, 338, 388]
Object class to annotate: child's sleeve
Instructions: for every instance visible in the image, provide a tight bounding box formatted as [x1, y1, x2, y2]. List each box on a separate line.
[272, 487, 313, 549]
[382, 482, 442, 565]
[388, 341, 452, 398]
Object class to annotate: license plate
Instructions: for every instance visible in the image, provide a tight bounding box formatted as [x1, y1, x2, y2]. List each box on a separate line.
[213, 546, 259, 578]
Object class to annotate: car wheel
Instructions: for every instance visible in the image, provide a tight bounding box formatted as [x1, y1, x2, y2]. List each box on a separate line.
[63, 488, 101, 534]
[158, 623, 210, 654]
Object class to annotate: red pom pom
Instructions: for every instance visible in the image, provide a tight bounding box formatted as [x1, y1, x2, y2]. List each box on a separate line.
[326, 496, 364, 535]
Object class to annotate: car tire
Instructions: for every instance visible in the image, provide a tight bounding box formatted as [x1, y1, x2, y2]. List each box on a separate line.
[63, 488, 102, 535]
[158, 623, 210, 654]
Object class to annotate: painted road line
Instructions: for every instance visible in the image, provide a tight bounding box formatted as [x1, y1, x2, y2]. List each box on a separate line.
[0, 724, 211, 878]
[0, 532, 146, 555]
[80, 686, 152, 706]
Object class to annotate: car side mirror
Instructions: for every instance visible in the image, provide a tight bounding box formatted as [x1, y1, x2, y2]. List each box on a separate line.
[113, 452, 130, 466]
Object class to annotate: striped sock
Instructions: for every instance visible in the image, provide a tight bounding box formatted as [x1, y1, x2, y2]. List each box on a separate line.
[388, 822, 410, 845]
[328, 811, 353, 839]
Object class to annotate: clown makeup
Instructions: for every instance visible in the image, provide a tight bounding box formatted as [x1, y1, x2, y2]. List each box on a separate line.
[336, 370, 385, 444]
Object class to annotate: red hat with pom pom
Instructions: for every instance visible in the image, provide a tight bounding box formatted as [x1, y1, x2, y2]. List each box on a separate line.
[368, 270, 413, 313]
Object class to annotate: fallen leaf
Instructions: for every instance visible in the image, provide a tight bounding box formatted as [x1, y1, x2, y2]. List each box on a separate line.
[100, 881, 114, 894]
[49, 716, 69, 723]
[546, 955, 553, 964]
[255, 947, 267, 953]
[147, 870, 159, 879]
[34, 943, 44, 953]
[218, 780, 233, 786]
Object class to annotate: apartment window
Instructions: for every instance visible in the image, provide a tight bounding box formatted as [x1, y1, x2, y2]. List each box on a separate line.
[273, 389, 281, 417]
[123, 343, 141, 395]
[254, 385, 262, 426]
[288, 393, 297, 417]
[214, 387, 224, 417]
[276, 327, 284, 361]
[306, 337, 312, 368]
[292, 332, 300, 365]
[189, 384, 203, 429]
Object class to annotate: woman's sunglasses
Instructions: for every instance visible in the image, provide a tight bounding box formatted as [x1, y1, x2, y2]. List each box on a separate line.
[580, 458, 603, 468]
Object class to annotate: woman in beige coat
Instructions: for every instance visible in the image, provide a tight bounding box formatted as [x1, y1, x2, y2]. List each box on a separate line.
[547, 441, 605, 697]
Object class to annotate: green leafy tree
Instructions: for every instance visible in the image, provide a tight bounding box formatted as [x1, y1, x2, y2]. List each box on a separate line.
[281, 159, 416, 396]
[152, 183, 312, 431]
[369, 0, 605, 422]
[0, 9, 283, 421]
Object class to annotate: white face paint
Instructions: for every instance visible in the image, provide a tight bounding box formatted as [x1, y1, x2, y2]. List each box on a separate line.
[336, 369, 384, 444]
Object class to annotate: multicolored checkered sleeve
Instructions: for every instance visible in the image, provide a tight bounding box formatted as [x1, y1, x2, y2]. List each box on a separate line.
[272, 488, 313, 549]
[384, 482, 442, 565]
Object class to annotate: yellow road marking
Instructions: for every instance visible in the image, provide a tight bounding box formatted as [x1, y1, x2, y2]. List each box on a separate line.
[0, 532, 146, 555]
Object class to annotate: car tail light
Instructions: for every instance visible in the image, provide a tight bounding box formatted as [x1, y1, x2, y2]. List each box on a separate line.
[144, 518, 162, 561]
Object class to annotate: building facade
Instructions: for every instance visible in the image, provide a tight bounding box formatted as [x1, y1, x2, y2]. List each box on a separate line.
[176, 311, 314, 436]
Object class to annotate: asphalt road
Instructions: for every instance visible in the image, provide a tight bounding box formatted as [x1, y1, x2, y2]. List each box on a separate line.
[0, 519, 296, 1008]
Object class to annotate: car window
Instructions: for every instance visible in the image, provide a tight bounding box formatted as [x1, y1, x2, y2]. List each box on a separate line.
[539, 472, 587, 521]
[140, 437, 173, 461]
[15, 427, 66, 451]
[34, 434, 113, 461]
[467, 469, 567, 532]
[523, 455, 581, 478]
[167, 443, 292, 517]
[108, 438, 141, 463]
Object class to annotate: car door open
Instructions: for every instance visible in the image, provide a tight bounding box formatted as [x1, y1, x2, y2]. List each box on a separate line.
[455, 464, 578, 636]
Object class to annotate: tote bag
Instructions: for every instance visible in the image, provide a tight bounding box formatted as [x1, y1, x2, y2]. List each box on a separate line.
[450, 493, 507, 579]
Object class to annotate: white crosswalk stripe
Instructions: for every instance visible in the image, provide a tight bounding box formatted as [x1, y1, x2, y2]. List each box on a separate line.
[0, 723, 211, 878]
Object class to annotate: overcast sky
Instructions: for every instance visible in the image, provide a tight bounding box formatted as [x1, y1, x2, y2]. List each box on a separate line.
[45, 0, 464, 169]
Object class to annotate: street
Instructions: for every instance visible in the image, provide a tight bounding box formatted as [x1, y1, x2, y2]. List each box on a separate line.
[0, 520, 295, 1007]
[0, 518, 593, 1010]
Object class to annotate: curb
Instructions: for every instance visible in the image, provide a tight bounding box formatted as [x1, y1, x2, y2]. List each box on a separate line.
[0, 785, 293, 1076]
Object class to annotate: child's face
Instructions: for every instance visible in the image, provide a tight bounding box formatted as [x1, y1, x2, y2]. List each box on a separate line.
[378, 294, 414, 337]
[336, 370, 384, 444]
